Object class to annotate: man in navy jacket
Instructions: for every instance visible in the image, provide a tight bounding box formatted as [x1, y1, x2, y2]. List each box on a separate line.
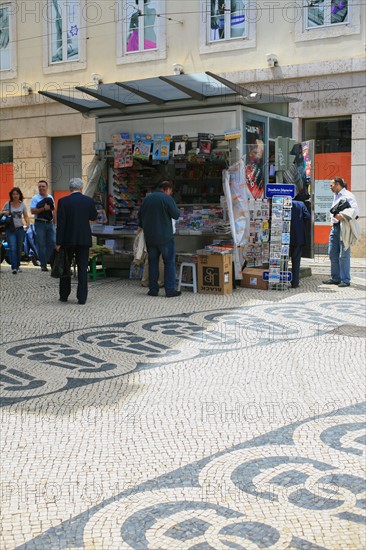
[290, 198, 310, 288]
[138, 181, 181, 297]
[56, 178, 97, 304]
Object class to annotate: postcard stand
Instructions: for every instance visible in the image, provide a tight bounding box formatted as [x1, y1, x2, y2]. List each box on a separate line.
[268, 196, 292, 291]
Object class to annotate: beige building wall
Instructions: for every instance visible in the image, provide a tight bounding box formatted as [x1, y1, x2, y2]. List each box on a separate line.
[2, 1, 364, 91]
[1, 96, 94, 211]
[1, 1, 365, 254]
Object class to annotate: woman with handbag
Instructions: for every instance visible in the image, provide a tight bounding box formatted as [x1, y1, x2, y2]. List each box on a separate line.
[1, 187, 30, 274]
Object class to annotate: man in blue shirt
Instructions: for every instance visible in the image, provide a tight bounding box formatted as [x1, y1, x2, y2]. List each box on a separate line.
[138, 181, 181, 297]
[322, 177, 359, 287]
[30, 180, 56, 271]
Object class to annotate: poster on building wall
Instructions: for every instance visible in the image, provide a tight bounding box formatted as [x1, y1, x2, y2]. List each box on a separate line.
[313, 151, 351, 245]
[314, 180, 333, 225]
[245, 119, 265, 199]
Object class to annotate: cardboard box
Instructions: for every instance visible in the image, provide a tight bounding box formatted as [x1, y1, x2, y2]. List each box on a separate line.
[241, 268, 268, 290]
[197, 253, 233, 295]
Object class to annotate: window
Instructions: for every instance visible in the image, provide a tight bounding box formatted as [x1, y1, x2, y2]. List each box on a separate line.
[295, 0, 359, 41]
[200, 0, 255, 54]
[0, 2, 16, 76]
[0, 4, 10, 70]
[49, 0, 80, 64]
[117, 1, 166, 64]
[306, 0, 348, 29]
[126, 0, 157, 53]
[209, 0, 246, 42]
[303, 117, 351, 154]
[0, 141, 13, 163]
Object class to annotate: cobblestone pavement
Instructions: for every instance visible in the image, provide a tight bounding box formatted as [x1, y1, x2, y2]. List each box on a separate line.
[1, 264, 365, 550]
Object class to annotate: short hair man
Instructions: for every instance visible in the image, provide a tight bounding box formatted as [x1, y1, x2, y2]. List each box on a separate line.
[30, 180, 56, 271]
[322, 177, 359, 287]
[138, 181, 181, 297]
[56, 178, 98, 304]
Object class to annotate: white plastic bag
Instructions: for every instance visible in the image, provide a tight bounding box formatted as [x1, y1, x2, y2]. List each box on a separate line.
[133, 229, 147, 265]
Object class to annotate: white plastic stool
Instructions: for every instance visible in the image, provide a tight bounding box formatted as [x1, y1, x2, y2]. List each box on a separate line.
[178, 262, 197, 293]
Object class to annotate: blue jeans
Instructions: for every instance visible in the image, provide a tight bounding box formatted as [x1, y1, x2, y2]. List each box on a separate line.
[34, 221, 56, 268]
[146, 239, 176, 294]
[328, 223, 351, 284]
[6, 227, 24, 270]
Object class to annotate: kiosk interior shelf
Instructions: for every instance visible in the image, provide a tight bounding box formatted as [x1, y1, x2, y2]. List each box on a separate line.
[174, 160, 226, 204]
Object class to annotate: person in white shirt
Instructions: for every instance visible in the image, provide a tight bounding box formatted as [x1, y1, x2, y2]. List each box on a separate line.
[322, 177, 359, 287]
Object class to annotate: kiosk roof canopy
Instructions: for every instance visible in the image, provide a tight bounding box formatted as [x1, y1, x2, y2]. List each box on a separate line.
[39, 72, 299, 117]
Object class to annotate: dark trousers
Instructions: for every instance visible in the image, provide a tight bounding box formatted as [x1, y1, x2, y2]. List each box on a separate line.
[146, 238, 176, 295]
[290, 245, 303, 287]
[59, 246, 89, 303]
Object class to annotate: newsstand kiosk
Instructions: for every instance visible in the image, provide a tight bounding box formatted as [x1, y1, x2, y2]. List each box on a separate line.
[40, 72, 311, 287]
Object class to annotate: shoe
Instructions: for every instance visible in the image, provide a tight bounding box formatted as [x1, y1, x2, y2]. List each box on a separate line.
[78, 301, 86, 305]
[322, 279, 340, 285]
[59, 297, 68, 302]
[338, 282, 350, 287]
[166, 290, 182, 297]
[291, 283, 299, 289]
[17, 268, 22, 273]
[147, 290, 159, 296]
[41, 266, 49, 272]
[12, 269, 17, 274]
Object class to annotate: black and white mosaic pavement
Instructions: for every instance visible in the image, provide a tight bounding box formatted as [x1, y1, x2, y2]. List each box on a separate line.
[1, 268, 365, 549]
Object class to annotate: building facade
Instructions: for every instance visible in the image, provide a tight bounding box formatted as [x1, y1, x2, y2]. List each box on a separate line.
[1, 0, 365, 254]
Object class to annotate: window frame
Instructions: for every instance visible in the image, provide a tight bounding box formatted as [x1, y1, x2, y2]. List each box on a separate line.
[305, 0, 349, 30]
[0, 1, 17, 79]
[117, 0, 166, 65]
[208, 0, 247, 43]
[43, 0, 86, 74]
[295, 0, 360, 42]
[200, 0, 256, 54]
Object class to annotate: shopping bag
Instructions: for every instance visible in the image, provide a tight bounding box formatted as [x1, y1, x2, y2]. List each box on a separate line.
[50, 248, 71, 278]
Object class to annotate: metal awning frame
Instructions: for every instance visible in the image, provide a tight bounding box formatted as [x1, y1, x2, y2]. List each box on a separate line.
[38, 71, 299, 119]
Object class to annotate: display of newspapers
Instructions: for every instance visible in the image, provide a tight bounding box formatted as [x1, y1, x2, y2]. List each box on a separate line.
[268, 196, 292, 290]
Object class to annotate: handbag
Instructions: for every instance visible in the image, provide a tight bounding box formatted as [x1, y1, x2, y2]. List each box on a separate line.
[50, 248, 71, 278]
[1, 203, 15, 232]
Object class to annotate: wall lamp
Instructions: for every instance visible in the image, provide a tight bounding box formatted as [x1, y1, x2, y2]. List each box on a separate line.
[266, 53, 278, 68]
[21, 83, 32, 95]
[91, 73, 103, 86]
[173, 63, 184, 75]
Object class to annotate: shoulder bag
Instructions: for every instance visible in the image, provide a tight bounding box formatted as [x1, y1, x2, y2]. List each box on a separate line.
[1, 202, 16, 232]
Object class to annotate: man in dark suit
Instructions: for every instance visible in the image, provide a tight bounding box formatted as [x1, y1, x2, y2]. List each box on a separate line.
[290, 198, 310, 288]
[56, 178, 97, 304]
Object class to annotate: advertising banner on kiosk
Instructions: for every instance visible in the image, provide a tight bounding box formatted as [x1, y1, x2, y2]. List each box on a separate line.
[223, 158, 251, 278]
